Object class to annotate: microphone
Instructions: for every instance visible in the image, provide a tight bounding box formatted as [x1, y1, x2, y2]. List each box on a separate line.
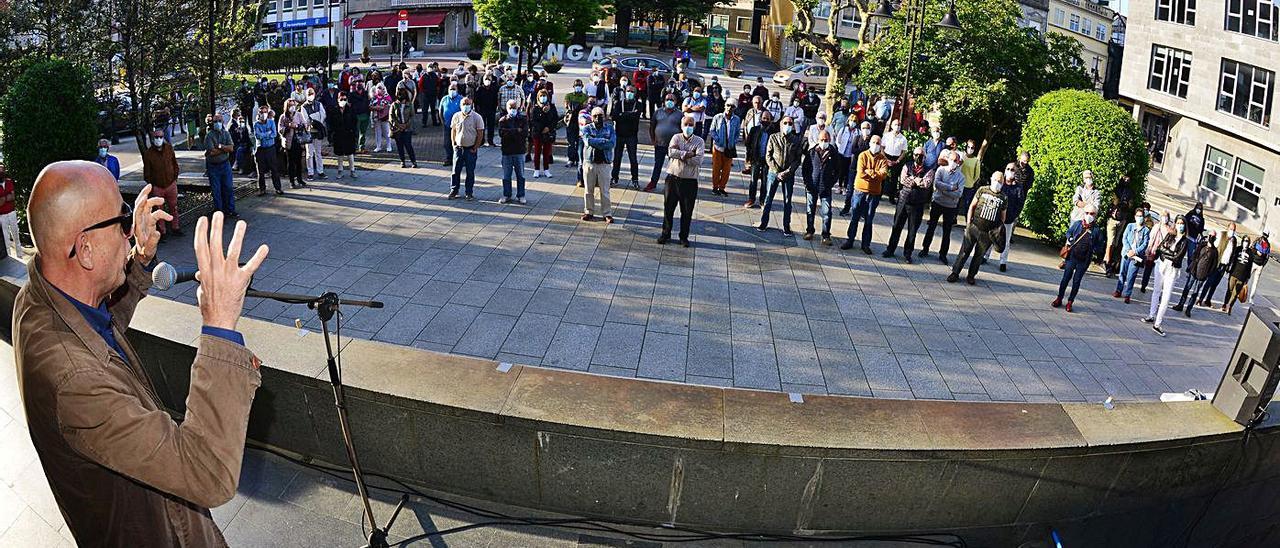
[151, 261, 197, 291]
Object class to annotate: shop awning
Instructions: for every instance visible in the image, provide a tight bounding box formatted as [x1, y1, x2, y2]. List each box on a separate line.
[353, 11, 446, 30]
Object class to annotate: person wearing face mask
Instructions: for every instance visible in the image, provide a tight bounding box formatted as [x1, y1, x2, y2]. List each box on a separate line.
[682, 86, 709, 138]
[1052, 205, 1100, 312]
[799, 90, 822, 128]
[1172, 229, 1217, 317]
[736, 85, 754, 119]
[1248, 231, 1271, 305]
[250, 107, 283, 196]
[0, 162, 16, 258]
[93, 139, 120, 181]
[631, 62, 651, 118]
[203, 114, 237, 217]
[743, 112, 777, 208]
[659, 116, 706, 247]
[327, 92, 359, 179]
[564, 80, 588, 169]
[1143, 215, 1189, 336]
[646, 69, 666, 119]
[229, 112, 253, 177]
[958, 138, 989, 218]
[419, 64, 441, 126]
[764, 92, 784, 122]
[581, 107, 616, 222]
[984, 161, 1028, 272]
[497, 99, 529, 204]
[838, 121, 874, 215]
[348, 83, 371, 154]
[882, 146, 935, 262]
[139, 131, 182, 238]
[920, 149, 966, 265]
[758, 116, 805, 235]
[707, 101, 742, 197]
[800, 130, 839, 245]
[609, 85, 643, 187]
[705, 76, 724, 114]
[646, 94, 684, 193]
[1182, 201, 1206, 274]
[1200, 223, 1238, 307]
[499, 76, 527, 112]
[839, 135, 890, 253]
[585, 71, 609, 103]
[880, 119, 908, 205]
[448, 97, 485, 200]
[1139, 207, 1170, 292]
[923, 126, 945, 171]
[783, 96, 806, 133]
[1070, 170, 1101, 224]
[439, 85, 465, 166]
[369, 84, 394, 153]
[390, 89, 418, 168]
[946, 171, 1007, 284]
[529, 90, 560, 178]
[301, 89, 327, 180]
[805, 112, 830, 150]
[474, 75, 501, 147]
[1222, 235, 1256, 315]
[278, 99, 308, 188]
[1113, 207, 1150, 304]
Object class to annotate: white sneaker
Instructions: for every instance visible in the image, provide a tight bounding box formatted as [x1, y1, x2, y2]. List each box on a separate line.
[336, 173, 343, 180]
[498, 197, 510, 204]
[517, 197, 527, 205]
[532, 171, 542, 178]
[543, 170, 552, 177]
[351, 170, 358, 178]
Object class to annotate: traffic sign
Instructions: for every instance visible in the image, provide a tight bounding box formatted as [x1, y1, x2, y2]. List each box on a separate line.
[398, 10, 408, 20]
[397, 20, 408, 32]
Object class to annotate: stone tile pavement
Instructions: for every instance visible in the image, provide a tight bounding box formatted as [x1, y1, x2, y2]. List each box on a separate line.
[143, 146, 1269, 404]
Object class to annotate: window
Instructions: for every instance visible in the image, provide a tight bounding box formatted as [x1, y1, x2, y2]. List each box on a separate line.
[711, 14, 729, 29]
[370, 29, 389, 47]
[1226, 0, 1279, 41]
[314, 0, 324, 6]
[1155, 0, 1196, 26]
[1218, 58, 1275, 126]
[795, 44, 815, 63]
[1148, 44, 1192, 98]
[1069, 14, 1080, 31]
[1096, 23, 1107, 40]
[1232, 159, 1265, 212]
[283, 0, 292, 9]
[1054, 8, 1065, 25]
[736, 16, 751, 33]
[1201, 146, 1234, 196]
[840, 9, 860, 28]
[426, 26, 445, 45]
[266, 0, 276, 14]
[1083, 18, 1093, 35]
[813, 0, 832, 19]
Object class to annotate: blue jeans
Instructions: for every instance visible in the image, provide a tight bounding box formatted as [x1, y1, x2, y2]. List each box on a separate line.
[502, 154, 526, 198]
[846, 190, 880, 248]
[1058, 258, 1089, 301]
[805, 187, 832, 237]
[759, 171, 795, 231]
[650, 145, 669, 186]
[207, 161, 235, 215]
[567, 133, 580, 165]
[1117, 257, 1141, 297]
[451, 146, 477, 195]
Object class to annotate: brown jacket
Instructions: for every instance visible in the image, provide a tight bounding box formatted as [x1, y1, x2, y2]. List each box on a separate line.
[12, 256, 261, 547]
[141, 142, 180, 189]
[854, 149, 890, 195]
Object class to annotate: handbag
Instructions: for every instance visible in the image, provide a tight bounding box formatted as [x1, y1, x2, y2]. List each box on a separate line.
[1060, 227, 1090, 259]
[1239, 283, 1249, 303]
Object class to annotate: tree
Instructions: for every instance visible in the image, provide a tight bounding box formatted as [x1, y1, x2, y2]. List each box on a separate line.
[788, 0, 879, 113]
[1020, 90, 1149, 240]
[476, 0, 605, 75]
[107, 0, 205, 153]
[858, 0, 1091, 163]
[0, 60, 99, 216]
[189, 0, 264, 121]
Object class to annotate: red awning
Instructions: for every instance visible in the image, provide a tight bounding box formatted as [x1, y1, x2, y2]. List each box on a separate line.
[353, 11, 445, 30]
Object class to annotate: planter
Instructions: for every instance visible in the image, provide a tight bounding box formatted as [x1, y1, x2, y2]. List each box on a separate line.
[360, 55, 370, 64]
[543, 63, 563, 74]
[466, 50, 483, 61]
[723, 68, 743, 78]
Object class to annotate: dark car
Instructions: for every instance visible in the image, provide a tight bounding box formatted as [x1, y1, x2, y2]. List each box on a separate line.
[606, 54, 703, 88]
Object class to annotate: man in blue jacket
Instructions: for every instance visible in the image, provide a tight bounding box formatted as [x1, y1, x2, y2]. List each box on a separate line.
[1114, 206, 1150, 304]
[252, 105, 282, 195]
[581, 107, 616, 223]
[438, 84, 464, 166]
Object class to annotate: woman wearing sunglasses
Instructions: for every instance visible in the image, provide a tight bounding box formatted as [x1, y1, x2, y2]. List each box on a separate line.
[11, 160, 270, 546]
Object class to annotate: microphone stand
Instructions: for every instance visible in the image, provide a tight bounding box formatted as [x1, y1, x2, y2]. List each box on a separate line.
[245, 288, 406, 548]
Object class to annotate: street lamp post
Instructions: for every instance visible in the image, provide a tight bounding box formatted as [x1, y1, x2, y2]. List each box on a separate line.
[871, 0, 961, 128]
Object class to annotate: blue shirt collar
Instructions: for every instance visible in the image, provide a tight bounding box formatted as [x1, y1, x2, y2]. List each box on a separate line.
[51, 285, 113, 332]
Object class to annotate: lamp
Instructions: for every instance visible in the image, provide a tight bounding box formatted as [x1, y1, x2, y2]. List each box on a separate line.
[871, 1, 895, 19]
[936, 4, 961, 29]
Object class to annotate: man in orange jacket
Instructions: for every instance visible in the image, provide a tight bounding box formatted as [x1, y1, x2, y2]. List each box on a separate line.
[841, 135, 890, 253]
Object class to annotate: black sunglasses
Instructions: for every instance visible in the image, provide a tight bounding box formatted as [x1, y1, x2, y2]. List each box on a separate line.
[69, 202, 132, 258]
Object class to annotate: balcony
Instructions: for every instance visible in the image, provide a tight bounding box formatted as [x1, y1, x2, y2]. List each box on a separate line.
[1020, 0, 1050, 11]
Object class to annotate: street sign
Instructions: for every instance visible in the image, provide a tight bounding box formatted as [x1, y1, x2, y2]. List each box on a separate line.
[397, 20, 408, 32]
[398, 10, 408, 20]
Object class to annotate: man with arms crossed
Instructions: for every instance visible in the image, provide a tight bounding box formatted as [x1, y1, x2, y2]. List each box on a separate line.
[13, 160, 269, 546]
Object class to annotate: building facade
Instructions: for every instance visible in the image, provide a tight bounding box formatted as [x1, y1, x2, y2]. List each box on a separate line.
[1017, 0, 1052, 33]
[1119, 0, 1279, 234]
[347, 0, 476, 58]
[259, 0, 345, 51]
[760, 0, 862, 68]
[1047, 0, 1117, 88]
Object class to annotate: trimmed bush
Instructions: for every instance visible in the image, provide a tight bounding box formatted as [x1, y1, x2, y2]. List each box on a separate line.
[0, 59, 99, 217]
[243, 46, 338, 73]
[1020, 90, 1150, 241]
[482, 42, 507, 64]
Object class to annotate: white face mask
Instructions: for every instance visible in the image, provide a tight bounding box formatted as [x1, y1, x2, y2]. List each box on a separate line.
[338, 100, 348, 107]
[1004, 170, 1015, 180]
[990, 180, 1003, 192]
[869, 144, 882, 154]
[860, 128, 871, 137]
[818, 142, 830, 150]
[152, 138, 164, 148]
[1084, 214, 1096, 224]
[508, 108, 518, 116]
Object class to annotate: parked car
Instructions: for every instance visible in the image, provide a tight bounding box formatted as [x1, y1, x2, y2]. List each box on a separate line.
[605, 54, 703, 88]
[773, 63, 829, 91]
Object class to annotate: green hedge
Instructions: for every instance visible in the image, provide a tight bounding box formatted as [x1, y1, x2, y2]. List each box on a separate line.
[1020, 90, 1150, 241]
[242, 46, 339, 73]
[0, 59, 99, 218]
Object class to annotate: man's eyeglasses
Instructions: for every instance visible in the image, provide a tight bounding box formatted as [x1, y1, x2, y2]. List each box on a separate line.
[69, 203, 132, 258]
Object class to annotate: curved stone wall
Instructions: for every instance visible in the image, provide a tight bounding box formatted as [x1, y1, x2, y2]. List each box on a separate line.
[3, 259, 1278, 546]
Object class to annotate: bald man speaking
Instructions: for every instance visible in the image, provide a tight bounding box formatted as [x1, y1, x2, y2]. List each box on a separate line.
[12, 160, 269, 547]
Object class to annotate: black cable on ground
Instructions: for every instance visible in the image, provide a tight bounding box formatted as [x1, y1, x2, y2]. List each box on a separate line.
[247, 443, 968, 547]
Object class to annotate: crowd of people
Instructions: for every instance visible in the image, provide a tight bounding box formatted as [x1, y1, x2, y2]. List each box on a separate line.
[99, 57, 1271, 335]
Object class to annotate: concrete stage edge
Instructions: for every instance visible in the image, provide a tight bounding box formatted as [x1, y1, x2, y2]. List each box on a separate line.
[3, 259, 1279, 546]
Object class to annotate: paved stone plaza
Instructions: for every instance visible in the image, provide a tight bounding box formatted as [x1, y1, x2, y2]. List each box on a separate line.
[139, 147, 1265, 404]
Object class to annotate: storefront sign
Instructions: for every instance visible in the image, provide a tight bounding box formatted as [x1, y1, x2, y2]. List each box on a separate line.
[507, 43, 635, 63]
[276, 16, 328, 30]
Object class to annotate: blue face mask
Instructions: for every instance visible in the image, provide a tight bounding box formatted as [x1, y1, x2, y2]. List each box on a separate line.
[449, 90, 458, 98]
[98, 147, 108, 157]
[626, 92, 635, 100]
[213, 122, 222, 131]
[682, 126, 694, 136]
[665, 100, 675, 109]
[539, 96, 548, 104]
[462, 104, 472, 113]
[693, 92, 702, 99]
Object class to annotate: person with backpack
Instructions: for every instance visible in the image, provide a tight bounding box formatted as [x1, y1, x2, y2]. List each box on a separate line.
[1248, 232, 1271, 305]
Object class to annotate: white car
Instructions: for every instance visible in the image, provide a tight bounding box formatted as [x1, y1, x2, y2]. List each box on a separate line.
[773, 63, 830, 91]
